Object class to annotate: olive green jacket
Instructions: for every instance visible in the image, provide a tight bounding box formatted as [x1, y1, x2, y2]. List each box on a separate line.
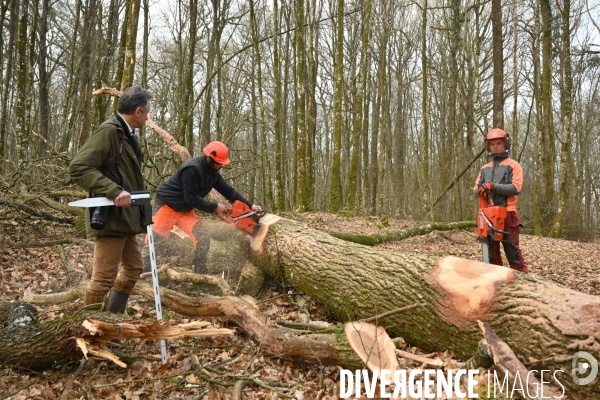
[69, 115, 146, 238]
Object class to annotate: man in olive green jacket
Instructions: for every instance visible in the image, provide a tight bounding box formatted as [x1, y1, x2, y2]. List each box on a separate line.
[69, 85, 153, 313]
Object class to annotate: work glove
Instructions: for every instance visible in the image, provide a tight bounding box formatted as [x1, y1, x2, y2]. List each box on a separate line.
[478, 182, 495, 197]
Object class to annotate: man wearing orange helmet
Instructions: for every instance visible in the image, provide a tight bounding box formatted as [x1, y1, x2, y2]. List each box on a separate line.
[152, 141, 262, 273]
[474, 128, 528, 273]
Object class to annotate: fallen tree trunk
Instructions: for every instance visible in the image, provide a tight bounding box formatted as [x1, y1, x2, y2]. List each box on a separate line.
[0, 198, 74, 225]
[328, 221, 476, 245]
[250, 217, 600, 398]
[0, 305, 232, 369]
[1, 286, 365, 371]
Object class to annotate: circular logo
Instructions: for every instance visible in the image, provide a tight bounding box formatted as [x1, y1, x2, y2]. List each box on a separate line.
[572, 351, 598, 386]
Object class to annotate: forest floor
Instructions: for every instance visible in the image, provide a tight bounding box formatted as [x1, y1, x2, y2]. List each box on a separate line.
[0, 211, 599, 399]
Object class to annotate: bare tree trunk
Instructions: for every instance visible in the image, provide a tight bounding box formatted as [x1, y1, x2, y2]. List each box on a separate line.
[200, 0, 223, 145]
[295, 0, 311, 210]
[250, 54, 258, 201]
[36, 0, 49, 156]
[14, 0, 29, 160]
[112, 0, 131, 111]
[491, 0, 503, 128]
[273, 0, 285, 211]
[0, 0, 19, 161]
[181, 0, 197, 154]
[532, 6, 544, 236]
[93, 0, 118, 127]
[347, 0, 371, 211]
[550, 0, 573, 237]
[75, 0, 98, 150]
[249, 0, 274, 208]
[330, 0, 344, 212]
[421, 0, 430, 209]
[393, 42, 405, 216]
[139, 0, 149, 148]
[305, 0, 318, 209]
[120, 0, 141, 90]
[438, 0, 461, 217]
[539, 0, 556, 231]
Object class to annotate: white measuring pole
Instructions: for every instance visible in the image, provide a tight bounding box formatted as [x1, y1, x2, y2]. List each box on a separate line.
[146, 225, 168, 365]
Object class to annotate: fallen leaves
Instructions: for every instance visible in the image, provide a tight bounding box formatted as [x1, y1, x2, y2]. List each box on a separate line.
[1, 211, 598, 399]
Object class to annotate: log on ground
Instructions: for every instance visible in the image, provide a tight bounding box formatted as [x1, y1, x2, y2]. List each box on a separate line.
[249, 217, 600, 398]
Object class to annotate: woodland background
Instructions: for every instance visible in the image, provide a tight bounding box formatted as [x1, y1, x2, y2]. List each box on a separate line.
[1, 0, 600, 238]
[1, 1, 600, 397]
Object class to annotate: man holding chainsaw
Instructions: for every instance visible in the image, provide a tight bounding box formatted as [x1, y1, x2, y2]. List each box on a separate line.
[69, 85, 154, 311]
[152, 141, 262, 274]
[474, 128, 528, 273]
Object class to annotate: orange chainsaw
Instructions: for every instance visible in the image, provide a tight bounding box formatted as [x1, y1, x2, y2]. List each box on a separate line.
[216, 200, 266, 236]
[477, 185, 509, 263]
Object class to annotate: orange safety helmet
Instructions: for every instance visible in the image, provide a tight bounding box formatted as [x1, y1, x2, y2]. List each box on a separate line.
[203, 141, 231, 165]
[484, 128, 511, 153]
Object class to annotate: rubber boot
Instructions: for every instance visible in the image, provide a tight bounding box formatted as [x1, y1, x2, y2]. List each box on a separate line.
[105, 289, 130, 314]
[106, 279, 135, 313]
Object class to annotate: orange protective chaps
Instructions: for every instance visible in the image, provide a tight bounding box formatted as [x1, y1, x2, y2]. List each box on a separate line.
[148, 199, 210, 273]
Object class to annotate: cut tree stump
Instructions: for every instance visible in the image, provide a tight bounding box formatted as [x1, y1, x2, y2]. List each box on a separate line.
[344, 321, 398, 374]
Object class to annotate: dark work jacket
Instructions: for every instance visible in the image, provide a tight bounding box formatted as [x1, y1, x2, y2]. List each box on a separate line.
[69, 115, 146, 238]
[156, 156, 252, 213]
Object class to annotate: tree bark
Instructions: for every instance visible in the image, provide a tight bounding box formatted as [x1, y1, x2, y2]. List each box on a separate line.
[14, 0, 29, 160]
[120, 0, 141, 90]
[329, 0, 344, 212]
[74, 0, 98, 150]
[346, 0, 370, 211]
[249, 218, 600, 398]
[37, 0, 49, 157]
[539, 0, 556, 230]
[549, 0, 573, 238]
[421, 0, 430, 208]
[0, 0, 19, 161]
[491, 0, 504, 128]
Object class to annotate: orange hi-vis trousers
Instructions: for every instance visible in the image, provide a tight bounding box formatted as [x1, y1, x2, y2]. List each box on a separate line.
[146, 199, 211, 274]
[150, 203, 202, 245]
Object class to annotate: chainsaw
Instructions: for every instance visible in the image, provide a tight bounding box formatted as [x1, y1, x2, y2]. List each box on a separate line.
[216, 200, 266, 236]
[477, 185, 509, 263]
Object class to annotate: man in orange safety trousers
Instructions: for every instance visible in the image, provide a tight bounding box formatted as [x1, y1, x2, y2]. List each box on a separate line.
[151, 141, 262, 273]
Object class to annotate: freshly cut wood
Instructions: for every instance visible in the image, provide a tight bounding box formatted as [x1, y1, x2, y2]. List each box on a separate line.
[77, 319, 233, 368]
[0, 308, 232, 369]
[344, 321, 398, 374]
[249, 217, 600, 399]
